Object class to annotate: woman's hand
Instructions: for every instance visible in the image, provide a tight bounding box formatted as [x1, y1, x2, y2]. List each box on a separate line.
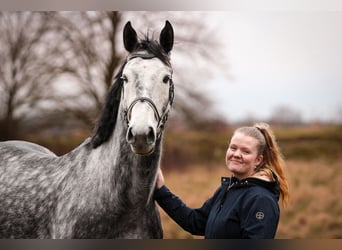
[156, 168, 165, 189]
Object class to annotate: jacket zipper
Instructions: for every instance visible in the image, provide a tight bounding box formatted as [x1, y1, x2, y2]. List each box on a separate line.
[219, 180, 235, 210]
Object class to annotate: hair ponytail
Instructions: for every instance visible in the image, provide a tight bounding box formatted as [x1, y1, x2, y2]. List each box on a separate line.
[254, 123, 290, 207]
[235, 123, 290, 207]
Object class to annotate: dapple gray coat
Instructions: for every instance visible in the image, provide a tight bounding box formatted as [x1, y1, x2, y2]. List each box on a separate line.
[0, 20, 174, 239]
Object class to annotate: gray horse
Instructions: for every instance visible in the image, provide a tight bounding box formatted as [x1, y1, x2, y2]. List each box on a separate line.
[0, 20, 174, 239]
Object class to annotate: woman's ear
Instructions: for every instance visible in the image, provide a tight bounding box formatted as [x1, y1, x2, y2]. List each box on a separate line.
[256, 154, 264, 166]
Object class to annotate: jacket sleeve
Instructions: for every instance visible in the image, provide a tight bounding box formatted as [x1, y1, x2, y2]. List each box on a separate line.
[240, 193, 280, 239]
[154, 185, 220, 236]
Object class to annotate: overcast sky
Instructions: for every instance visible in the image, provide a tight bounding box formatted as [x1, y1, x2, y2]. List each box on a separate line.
[204, 11, 342, 123]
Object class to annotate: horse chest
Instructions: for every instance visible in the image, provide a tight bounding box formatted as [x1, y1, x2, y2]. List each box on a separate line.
[69, 202, 162, 238]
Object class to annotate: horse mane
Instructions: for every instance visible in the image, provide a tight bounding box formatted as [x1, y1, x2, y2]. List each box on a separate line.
[90, 65, 124, 149]
[90, 37, 172, 149]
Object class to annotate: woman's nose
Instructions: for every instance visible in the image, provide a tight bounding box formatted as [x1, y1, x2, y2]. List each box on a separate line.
[232, 149, 241, 158]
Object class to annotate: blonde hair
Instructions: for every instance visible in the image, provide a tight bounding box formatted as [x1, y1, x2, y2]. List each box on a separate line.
[235, 122, 290, 207]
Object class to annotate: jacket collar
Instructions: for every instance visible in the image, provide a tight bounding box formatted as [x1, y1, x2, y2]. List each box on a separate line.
[221, 174, 280, 199]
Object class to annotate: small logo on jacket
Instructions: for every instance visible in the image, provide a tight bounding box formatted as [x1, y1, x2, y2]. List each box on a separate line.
[255, 211, 264, 220]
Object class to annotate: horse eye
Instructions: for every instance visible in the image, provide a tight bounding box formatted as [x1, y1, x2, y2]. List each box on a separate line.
[163, 75, 171, 84]
[120, 75, 128, 83]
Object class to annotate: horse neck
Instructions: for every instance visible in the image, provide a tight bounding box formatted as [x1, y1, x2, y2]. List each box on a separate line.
[86, 110, 162, 204]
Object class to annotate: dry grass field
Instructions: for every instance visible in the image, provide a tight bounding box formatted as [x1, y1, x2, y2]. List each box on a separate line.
[158, 158, 342, 239]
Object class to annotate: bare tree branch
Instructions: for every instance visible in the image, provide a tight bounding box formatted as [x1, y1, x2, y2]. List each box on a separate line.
[0, 11, 230, 139]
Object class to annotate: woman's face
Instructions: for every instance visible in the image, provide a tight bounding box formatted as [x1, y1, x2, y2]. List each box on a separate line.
[226, 132, 263, 179]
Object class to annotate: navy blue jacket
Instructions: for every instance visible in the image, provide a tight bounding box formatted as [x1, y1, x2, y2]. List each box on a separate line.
[154, 176, 280, 239]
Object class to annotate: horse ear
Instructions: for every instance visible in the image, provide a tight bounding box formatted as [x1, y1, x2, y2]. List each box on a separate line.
[123, 21, 138, 52]
[159, 20, 174, 53]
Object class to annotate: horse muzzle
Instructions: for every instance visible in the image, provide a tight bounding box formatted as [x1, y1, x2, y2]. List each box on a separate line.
[124, 97, 166, 155]
[126, 125, 156, 155]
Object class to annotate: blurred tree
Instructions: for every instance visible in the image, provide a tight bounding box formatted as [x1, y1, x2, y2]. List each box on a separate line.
[0, 11, 229, 139]
[46, 12, 123, 128]
[0, 12, 78, 139]
[51, 11, 229, 130]
[0, 12, 123, 138]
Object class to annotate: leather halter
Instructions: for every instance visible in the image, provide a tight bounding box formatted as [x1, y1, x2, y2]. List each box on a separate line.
[123, 53, 174, 138]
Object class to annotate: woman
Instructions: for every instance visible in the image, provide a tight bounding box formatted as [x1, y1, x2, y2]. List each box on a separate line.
[154, 123, 289, 239]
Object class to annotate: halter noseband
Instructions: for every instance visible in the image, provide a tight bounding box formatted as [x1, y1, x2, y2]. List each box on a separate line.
[123, 53, 174, 138]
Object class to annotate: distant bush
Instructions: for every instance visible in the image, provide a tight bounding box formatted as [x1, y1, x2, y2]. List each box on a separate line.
[161, 125, 342, 170]
[25, 132, 90, 156]
[22, 125, 342, 169]
[275, 125, 342, 161]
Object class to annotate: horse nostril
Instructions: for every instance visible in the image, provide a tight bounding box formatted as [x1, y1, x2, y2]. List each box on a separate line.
[146, 126, 156, 144]
[126, 127, 135, 143]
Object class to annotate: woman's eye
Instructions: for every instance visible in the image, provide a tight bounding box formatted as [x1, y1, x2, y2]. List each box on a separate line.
[163, 75, 170, 84]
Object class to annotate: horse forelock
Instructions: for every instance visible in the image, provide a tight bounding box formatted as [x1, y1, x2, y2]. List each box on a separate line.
[133, 38, 171, 67]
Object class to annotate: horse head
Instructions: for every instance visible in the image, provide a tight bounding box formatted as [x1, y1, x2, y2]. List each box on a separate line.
[91, 21, 174, 156]
[122, 21, 174, 155]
